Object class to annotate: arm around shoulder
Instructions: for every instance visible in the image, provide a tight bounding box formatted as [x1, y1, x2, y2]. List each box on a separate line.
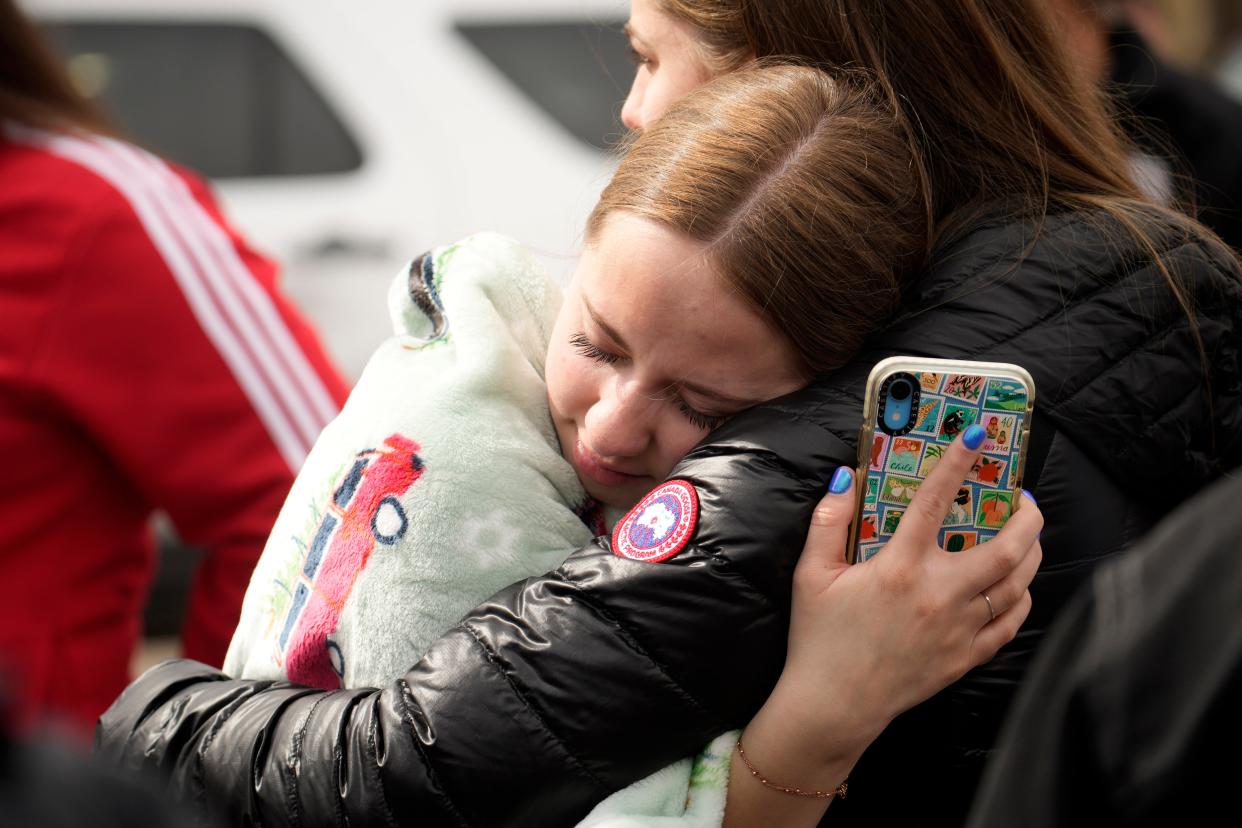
[96, 383, 854, 826]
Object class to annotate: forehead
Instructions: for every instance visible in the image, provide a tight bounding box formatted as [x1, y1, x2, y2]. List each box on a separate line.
[627, 0, 667, 39]
[628, 0, 700, 48]
[578, 214, 803, 398]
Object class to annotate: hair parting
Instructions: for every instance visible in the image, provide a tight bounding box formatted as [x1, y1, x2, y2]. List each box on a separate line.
[590, 63, 928, 375]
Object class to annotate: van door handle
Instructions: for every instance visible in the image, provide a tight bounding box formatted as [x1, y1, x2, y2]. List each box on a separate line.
[299, 235, 390, 260]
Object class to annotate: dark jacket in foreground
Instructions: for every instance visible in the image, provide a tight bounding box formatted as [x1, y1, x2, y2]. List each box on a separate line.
[966, 468, 1242, 828]
[0, 712, 194, 828]
[95, 212, 1242, 827]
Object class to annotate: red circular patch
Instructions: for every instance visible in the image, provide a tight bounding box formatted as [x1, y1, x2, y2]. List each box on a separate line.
[612, 480, 699, 563]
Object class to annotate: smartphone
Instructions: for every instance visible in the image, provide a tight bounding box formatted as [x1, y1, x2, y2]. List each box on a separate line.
[848, 357, 1036, 564]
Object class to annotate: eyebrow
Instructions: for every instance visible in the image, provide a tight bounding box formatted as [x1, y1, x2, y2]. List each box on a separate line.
[583, 295, 765, 409]
[623, 21, 647, 47]
[679, 381, 765, 408]
[584, 294, 631, 352]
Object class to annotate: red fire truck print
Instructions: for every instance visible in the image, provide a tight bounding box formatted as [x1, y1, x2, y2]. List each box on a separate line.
[276, 434, 424, 689]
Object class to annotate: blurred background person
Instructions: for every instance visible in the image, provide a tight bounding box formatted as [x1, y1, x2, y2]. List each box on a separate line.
[0, 0, 348, 739]
[1120, 0, 1242, 101]
[1049, 0, 1242, 249]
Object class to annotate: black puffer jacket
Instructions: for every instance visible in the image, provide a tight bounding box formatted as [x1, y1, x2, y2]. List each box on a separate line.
[96, 212, 1242, 827]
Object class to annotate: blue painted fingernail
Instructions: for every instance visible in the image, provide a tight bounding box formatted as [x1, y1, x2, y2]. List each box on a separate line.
[962, 424, 986, 450]
[1022, 489, 1040, 538]
[829, 466, 853, 494]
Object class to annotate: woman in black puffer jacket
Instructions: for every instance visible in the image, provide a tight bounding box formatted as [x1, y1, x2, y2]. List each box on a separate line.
[97, 1, 1242, 826]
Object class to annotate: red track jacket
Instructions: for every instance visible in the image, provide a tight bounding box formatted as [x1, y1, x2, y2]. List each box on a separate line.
[0, 124, 349, 736]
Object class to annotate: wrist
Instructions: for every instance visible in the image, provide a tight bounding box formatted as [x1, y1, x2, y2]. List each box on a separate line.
[741, 678, 877, 788]
[735, 735, 850, 799]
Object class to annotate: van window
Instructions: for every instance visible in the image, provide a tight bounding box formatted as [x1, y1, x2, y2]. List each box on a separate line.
[455, 20, 634, 151]
[43, 22, 363, 179]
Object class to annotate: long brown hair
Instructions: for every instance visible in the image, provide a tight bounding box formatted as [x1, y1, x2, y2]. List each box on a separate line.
[661, 0, 1164, 233]
[657, 0, 1237, 375]
[0, 0, 113, 134]
[589, 64, 927, 375]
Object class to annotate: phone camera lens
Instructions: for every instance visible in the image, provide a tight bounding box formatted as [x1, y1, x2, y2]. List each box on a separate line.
[889, 379, 912, 401]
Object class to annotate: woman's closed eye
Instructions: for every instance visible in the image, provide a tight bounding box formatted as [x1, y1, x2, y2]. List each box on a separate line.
[569, 332, 622, 365]
[675, 398, 728, 431]
[628, 44, 652, 68]
[568, 332, 728, 431]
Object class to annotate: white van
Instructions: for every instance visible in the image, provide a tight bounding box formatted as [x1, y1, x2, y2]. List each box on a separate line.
[25, 0, 633, 377]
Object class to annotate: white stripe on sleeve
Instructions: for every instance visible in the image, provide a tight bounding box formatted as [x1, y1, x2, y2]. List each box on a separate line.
[97, 138, 334, 449]
[108, 138, 340, 428]
[7, 124, 317, 471]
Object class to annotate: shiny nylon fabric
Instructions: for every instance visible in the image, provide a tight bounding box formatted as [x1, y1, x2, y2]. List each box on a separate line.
[97, 403, 848, 827]
[805, 213, 1241, 826]
[96, 212, 1241, 827]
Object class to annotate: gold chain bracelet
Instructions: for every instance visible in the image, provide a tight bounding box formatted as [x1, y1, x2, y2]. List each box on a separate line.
[734, 737, 848, 799]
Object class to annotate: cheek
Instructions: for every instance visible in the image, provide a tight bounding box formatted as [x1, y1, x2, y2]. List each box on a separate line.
[644, 77, 682, 125]
[545, 299, 582, 416]
[649, 62, 713, 121]
[650, 416, 711, 479]
[545, 341, 592, 421]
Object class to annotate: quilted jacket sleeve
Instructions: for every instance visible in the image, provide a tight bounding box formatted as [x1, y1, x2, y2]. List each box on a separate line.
[95, 386, 854, 828]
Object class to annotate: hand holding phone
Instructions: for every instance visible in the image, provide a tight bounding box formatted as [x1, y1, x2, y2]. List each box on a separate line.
[849, 357, 1035, 563]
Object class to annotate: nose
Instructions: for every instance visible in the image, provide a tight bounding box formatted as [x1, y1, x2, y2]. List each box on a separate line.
[621, 72, 645, 132]
[583, 376, 656, 460]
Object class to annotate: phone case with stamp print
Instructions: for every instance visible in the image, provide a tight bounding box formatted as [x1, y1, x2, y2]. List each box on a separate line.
[848, 357, 1035, 564]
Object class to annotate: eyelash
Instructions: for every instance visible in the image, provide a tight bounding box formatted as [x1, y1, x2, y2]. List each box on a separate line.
[569, 332, 728, 431]
[676, 400, 728, 431]
[627, 45, 651, 67]
[569, 332, 621, 365]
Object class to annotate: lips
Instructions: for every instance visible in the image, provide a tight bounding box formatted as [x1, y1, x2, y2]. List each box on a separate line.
[573, 440, 643, 488]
